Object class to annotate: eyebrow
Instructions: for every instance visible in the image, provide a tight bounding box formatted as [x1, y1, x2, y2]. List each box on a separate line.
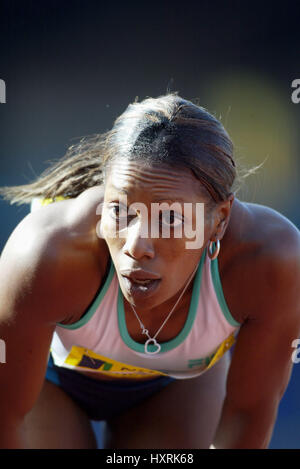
[109, 185, 191, 203]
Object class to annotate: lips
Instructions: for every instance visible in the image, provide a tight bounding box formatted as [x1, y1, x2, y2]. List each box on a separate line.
[121, 276, 161, 299]
[119, 268, 161, 299]
[120, 269, 161, 281]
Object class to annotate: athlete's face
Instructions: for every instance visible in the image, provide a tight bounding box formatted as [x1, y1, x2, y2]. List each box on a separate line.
[100, 159, 229, 312]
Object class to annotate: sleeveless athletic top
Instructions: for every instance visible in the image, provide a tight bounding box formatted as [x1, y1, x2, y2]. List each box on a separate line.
[31, 197, 241, 380]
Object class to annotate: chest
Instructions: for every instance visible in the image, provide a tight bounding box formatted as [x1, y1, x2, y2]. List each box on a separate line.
[123, 294, 193, 344]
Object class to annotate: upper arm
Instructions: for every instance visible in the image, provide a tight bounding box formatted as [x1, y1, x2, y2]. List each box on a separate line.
[0, 215, 67, 423]
[215, 225, 300, 447]
[0, 202, 107, 424]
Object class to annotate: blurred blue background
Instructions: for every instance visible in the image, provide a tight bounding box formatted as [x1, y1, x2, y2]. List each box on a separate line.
[0, 0, 299, 448]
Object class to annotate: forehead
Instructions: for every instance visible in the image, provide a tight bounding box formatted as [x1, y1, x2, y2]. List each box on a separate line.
[105, 159, 205, 201]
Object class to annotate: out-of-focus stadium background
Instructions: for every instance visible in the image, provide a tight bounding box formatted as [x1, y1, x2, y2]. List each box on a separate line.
[0, 1, 299, 448]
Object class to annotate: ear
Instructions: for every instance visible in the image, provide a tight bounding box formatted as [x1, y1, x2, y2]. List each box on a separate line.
[213, 193, 234, 241]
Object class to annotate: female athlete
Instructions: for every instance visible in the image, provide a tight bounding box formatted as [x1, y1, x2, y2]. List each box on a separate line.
[0, 94, 299, 449]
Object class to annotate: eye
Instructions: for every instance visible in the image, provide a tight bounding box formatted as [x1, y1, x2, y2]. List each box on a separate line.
[108, 204, 128, 219]
[160, 211, 183, 227]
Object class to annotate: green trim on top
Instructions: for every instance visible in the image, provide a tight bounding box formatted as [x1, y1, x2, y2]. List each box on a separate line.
[117, 249, 207, 353]
[210, 243, 241, 327]
[57, 258, 115, 329]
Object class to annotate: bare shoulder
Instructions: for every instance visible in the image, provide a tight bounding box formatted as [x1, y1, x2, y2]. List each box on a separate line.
[243, 201, 300, 272]
[245, 201, 300, 247]
[0, 186, 109, 324]
[222, 199, 300, 324]
[28, 185, 106, 238]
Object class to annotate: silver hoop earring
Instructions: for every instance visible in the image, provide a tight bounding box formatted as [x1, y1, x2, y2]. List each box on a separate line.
[208, 240, 220, 260]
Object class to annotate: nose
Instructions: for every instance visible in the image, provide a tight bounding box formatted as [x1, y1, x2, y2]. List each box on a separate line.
[122, 219, 155, 260]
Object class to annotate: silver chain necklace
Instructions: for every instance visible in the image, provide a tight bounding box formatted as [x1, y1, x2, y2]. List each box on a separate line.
[130, 262, 199, 355]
